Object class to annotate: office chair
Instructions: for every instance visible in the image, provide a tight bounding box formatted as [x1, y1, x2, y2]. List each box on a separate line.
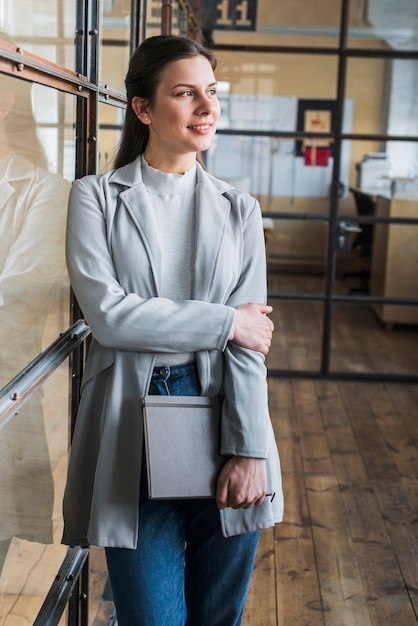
[350, 189, 375, 257]
[341, 189, 376, 293]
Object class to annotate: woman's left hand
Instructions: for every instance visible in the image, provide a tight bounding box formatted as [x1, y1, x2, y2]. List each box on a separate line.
[215, 456, 267, 510]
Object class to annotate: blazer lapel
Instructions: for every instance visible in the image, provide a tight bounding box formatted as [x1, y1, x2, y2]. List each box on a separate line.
[193, 173, 231, 302]
[122, 185, 163, 295]
[111, 159, 163, 295]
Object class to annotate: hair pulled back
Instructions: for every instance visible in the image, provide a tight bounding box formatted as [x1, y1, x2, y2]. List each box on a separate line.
[114, 35, 217, 169]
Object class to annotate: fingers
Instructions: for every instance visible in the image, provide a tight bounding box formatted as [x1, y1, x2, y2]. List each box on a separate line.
[215, 481, 229, 510]
[216, 485, 266, 510]
[232, 302, 274, 354]
[221, 486, 267, 510]
[216, 457, 268, 510]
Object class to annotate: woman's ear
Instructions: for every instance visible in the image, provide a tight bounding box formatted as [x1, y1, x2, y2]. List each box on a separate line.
[131, 96, 151, 124]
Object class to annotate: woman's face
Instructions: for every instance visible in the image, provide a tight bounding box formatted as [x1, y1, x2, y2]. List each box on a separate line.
[134, 54, 220, 170]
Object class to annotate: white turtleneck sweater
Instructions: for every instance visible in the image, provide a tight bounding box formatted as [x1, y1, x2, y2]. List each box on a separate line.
[141, 155, 197, 366]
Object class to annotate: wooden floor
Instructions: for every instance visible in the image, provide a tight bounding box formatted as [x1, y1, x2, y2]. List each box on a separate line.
[244, 376, 418, 626]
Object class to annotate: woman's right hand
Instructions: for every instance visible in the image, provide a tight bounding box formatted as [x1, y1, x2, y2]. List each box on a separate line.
[232, 303, 274, 355]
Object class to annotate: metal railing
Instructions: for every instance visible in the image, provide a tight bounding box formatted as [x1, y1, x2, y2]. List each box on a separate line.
[0, 320, 90, 427]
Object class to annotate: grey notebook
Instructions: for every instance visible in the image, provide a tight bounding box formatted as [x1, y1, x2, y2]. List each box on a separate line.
[142, 395, 225, 499]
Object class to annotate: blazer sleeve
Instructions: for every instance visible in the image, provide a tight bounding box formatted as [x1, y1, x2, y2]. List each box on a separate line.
[221, 194, 271, 458]
[66, 178, 235, 353]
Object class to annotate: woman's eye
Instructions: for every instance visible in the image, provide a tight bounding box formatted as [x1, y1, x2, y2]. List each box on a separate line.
[178, 90, 193, 97]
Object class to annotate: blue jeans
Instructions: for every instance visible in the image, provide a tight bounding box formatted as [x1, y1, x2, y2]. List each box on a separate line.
[105, 361, 260, 626]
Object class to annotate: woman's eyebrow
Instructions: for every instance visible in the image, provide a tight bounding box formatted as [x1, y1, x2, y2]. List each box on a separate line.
[171, 81, 218, 90]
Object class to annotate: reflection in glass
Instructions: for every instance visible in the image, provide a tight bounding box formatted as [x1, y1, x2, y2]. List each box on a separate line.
[98, 102, 125, 174]
[0, 1, 76, 69]
[0, 57, 71, 617]
[100, 0, 131, 89]
[0, 366, 69, 622]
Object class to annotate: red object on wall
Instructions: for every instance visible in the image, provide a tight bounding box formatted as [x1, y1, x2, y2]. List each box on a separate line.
[304, 146, 331, 166]
[304, 147, 331, 166]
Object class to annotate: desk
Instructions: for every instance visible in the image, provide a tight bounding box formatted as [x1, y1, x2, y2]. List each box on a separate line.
[370, 196, 418, 326]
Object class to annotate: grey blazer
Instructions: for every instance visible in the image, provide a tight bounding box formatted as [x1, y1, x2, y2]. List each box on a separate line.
[62, 156, 283, 548]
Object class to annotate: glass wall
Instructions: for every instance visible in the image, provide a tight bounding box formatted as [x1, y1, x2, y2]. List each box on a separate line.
[205, 0, 418, 380]
[0, 0, 77, 68]
[0, 73, 73, 622]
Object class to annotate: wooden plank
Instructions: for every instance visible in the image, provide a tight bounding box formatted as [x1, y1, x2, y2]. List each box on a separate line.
[243, 528, 276, 626]
[294, 379, 335, 478]
[268, 379, 304, 477]
[314, 381, 369, 484]
[372, 480, 418, 617]
[330, 305, 376, 373]
[276, 534, 324, 626]
[341, 482, 417, 625]
[364, 383, 418, 480]
[386, 384, 418, 441]
[338, 382, 400, 481]
[306, 474, 374, 626]
[278, 472, 312, 541]
[0, 593, 67, 625]
[275, 473, 324, 625]
[273, 379, 325, 624]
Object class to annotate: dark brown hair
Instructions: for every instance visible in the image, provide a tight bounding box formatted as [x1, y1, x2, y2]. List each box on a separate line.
[114, 35, 217, 169]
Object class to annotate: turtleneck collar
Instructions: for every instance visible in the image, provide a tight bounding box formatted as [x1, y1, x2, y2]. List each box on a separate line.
[141, 154, 197, 195]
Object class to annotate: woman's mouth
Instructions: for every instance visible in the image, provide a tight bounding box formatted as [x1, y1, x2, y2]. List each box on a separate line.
[188, 123, 213, 133]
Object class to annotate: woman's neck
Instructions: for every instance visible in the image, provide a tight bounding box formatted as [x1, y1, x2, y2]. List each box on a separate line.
[143, 149, 197, 175]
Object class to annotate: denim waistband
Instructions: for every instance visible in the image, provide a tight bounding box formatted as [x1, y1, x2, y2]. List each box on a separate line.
[151, 360, 197, 382]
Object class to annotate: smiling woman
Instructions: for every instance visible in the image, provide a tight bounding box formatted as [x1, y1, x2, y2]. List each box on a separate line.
[131, 55, 220, 171]
[62, 34, 283, 626]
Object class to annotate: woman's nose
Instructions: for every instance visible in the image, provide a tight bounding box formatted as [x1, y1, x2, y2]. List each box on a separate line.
[196, 94, 218, 115]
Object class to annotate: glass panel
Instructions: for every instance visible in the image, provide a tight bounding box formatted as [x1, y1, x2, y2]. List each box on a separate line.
[207, 54, 339, 200]
[0, 77, 73, 382]
[200, 0, 342, 48]
[265, 218, 328, 287]
[330, 302, 418, 375]
[0, 365, 69, 624]
[0, 0, 76, 69]
[89, 546, 114, 623]
[346, 58, 418, 142]
[144, 0, 181, 38]
[348, 0, 418, 52]
[100, 0, 131, 89]
[266, 294, 324, 371]
[98, 101, 125, 173]
[343, 138, 391, 196]
[343, 139, 418, 198]
[0, 77, 75, 622]
[214, 52, 338, 98]
[209, 51, 340, 222]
